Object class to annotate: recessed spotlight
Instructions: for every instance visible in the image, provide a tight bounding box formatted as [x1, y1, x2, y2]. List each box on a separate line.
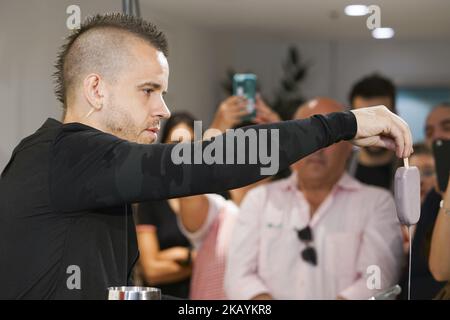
[372, 27, 395, 39]
[344, 5, 368, 16]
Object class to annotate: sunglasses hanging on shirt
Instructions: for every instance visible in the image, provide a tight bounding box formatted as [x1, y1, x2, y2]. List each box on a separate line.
[296, 225, 317, 266]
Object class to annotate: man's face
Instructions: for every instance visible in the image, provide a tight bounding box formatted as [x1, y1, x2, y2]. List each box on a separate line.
[165, 123, 195, 144]
[425, 106, 450, 148]
[101, 41, 170, 144]
[352, 96, 394, 112]
[352, 96, 394, 155]
[293, 142, 352, 186]
[292, 98, 352, 187]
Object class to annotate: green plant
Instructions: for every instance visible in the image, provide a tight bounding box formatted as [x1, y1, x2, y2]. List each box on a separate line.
[221, 46, 309, 121]
[271, 46, 309, 120]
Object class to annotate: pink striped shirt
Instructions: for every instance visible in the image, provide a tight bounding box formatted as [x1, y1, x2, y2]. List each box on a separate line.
[225, 173, 404, 300]
[178, 194, 238, 300]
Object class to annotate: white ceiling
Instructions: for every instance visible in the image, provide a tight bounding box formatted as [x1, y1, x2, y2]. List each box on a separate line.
[142, 0, 450, 40]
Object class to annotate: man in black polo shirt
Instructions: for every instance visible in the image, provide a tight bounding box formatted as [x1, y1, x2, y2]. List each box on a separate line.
[0, 13, 413, 299]
[348, 74, 398, 190]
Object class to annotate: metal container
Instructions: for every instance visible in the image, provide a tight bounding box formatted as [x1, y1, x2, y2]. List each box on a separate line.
[107, 286, 161, 300]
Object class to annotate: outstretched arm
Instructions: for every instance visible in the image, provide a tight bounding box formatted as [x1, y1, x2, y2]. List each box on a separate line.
[50, 107, 412, 212]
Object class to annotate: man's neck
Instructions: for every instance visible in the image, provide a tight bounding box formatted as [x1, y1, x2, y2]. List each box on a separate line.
[63, 109, 84, 124]
[63, 109, 104, 133]
[358, 148, 394, 167]
[297, 176, 340, 217]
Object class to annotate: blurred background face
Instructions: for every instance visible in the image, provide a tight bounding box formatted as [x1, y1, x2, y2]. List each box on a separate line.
[160, 112, 197, 144]
[425, 106, 450, 148]
[293, 142, 352, 186]
[291, 98, 352, 187]
[101, 41, 171, 144]
[410, 153, 436, 202]
[165, 123, 195, 143]
[352, 96, 394, 112]
[352, 95, 395, 155]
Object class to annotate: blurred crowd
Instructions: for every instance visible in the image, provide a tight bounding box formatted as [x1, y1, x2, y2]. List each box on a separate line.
[132, 74, 450, 300]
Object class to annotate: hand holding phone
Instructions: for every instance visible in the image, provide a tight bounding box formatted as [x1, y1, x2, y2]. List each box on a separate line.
[233, 73, 257, 122]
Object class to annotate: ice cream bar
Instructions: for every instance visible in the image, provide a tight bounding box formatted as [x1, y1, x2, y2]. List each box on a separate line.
[394, 158, 421, 225]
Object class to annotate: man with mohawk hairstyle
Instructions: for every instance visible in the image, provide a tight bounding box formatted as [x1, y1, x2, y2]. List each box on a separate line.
[0, 13, 412, 299]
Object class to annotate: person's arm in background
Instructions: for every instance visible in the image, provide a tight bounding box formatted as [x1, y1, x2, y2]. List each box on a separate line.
[178, 95, 281, 235]
[178, 195, 210, 235]
[136, 225, 192, 285]
[338, 190, 404, 300]
[253, 94, 282, 124]
[205, 94, 281, 139]
[207, 96, 249, 135]
[50, 106, 412, 213]
[179, 95, 280, 238]
[225, 186, 273, 300]
[429, 178, 450, 281]
[177, 95, 249, 235]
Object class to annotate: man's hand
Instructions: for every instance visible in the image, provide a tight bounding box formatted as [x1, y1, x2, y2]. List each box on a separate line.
[351, 105, 413, 158]
[209, 96, 249, 132]
[253, 94, 281, 124]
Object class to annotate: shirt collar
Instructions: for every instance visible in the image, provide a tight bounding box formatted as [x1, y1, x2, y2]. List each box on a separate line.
[284, 171, 362, 193]
[41, 118, 62, 129]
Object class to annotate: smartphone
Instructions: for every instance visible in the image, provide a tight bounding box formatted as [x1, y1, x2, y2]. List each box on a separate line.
[432, 139, 450, 192]
[232, 73, 257, 122]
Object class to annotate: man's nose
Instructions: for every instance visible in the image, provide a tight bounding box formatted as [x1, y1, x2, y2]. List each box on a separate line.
[156, 98, 171, 120]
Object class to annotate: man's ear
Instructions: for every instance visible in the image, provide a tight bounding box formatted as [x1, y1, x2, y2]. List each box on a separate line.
[83, 73, 105, 111]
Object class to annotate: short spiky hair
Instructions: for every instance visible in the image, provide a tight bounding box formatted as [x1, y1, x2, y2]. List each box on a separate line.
[53, 13, 168, 108]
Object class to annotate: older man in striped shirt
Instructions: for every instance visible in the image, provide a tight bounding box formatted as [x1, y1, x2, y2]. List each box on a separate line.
[225, 98, 404, 300]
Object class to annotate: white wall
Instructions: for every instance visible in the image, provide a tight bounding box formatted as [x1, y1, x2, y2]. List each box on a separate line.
[211, 32, 450, 105]
[2, 1, 450, 171]
[335, 40, 450, 103]
[0, 0, 218, 171]
[211, 33, 334, 103]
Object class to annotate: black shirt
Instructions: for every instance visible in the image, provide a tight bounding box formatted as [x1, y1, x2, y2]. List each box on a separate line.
[136, 200, 191, 298]
[0, 112, 356, 299]
[355, 162, 394, 190]
[399, 189, 447, 299]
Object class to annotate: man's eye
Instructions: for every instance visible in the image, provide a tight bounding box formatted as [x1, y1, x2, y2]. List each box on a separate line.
[143, 89, 154, 95]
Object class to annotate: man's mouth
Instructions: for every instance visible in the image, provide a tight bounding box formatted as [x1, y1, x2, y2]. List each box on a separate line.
[145, 127, 160, 134]
[144, 127, 160, 139]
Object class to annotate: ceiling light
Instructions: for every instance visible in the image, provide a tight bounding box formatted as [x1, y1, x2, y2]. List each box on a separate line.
[344, 5, 368, 16]
[372, 27, 395, 39]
